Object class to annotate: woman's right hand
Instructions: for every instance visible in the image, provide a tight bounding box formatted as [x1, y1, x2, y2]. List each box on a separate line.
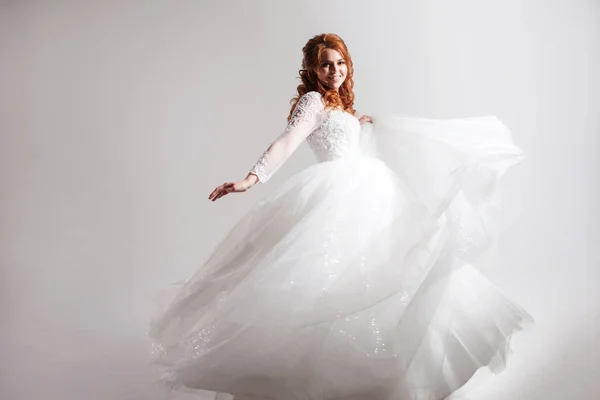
[208, 174, 259, 202]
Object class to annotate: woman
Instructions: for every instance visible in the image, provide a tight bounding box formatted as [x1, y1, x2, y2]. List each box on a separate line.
[149, 33, 532, 400]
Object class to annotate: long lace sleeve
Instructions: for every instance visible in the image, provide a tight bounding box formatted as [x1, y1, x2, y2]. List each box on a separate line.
[249, 92, 324, 183]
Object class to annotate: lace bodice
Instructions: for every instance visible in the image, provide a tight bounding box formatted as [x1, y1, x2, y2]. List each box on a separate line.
[249, 91, 361, 182]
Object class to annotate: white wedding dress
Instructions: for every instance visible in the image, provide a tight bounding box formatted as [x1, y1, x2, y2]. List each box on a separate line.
[148, 91, 532, 400]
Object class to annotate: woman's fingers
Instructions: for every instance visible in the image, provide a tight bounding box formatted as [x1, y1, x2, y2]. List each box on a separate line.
[220, 185, 231, 198]
[209, 183, 227, 201]
[209, 181, 246, 202]
[209, 184, 222, 200]
[216, 186, 227, 201]
[212, 189, 224, 201]
[213, 183, 234, 201]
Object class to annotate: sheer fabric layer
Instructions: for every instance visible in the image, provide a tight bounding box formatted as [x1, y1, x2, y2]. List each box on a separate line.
[149, 113, 532, 400]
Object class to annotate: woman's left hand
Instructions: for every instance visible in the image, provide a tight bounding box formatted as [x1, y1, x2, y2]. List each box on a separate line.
[359, 115, 373, 126]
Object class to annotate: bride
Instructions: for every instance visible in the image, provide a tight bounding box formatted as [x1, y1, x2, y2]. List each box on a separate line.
[149, 33, 532, 400]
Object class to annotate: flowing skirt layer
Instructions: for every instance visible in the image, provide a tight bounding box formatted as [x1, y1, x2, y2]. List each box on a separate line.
[149, 116, 532, 400]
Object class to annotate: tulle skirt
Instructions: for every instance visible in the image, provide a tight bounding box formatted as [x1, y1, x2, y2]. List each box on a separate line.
[148, 115, 532, 400]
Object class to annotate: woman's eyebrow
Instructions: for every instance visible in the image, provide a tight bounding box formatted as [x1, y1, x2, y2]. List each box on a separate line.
[321, 58, 345, 63]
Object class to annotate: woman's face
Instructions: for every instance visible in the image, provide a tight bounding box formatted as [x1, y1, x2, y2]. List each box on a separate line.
[315, 48, 347, 91]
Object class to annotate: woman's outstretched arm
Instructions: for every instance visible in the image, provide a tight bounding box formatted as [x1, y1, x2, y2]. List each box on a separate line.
[208, 92, 325, 202]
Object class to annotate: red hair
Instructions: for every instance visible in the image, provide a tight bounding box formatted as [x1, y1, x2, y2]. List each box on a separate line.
[288, 33, 356, 121]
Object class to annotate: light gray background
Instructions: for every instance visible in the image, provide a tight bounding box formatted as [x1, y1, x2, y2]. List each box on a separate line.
[1, 1, 599, 399]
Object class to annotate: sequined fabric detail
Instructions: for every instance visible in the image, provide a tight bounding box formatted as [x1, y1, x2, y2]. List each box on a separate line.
[180, 326, 214, 359]
[150, 325, 215, 363]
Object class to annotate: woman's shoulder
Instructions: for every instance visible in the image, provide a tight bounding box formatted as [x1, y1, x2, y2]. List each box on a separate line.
[300, 91, 323, 100]
[288, 91, 325, 121]
[297, 91, 324, 109]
